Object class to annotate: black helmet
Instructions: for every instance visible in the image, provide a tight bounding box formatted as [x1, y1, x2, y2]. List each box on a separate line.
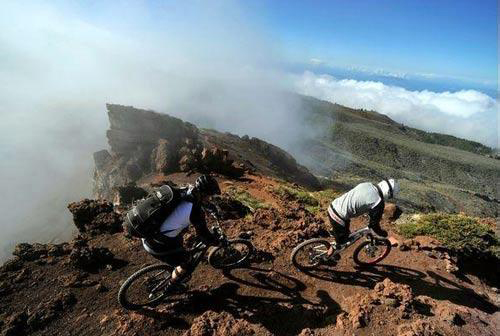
[194, 175, 221, 196]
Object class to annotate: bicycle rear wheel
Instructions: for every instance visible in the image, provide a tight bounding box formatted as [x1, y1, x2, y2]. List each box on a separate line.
[353, 238, 391, 266]
[208, 239, 253, 269]
[118, 264, 173, 310]
[290, 238, 332, 271]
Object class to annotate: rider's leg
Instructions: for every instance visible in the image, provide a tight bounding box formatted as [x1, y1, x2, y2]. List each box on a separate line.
[167, 249, 191, 284]
[327, 216, 350, 256]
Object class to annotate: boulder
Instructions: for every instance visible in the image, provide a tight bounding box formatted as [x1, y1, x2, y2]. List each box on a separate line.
[0, 257, 24, 272]
[211, 196, 250, 219]
[113, 184, 148, 206]
[68, 239, 114, 271]
[183, 311, 271, 336]
[13, 243, 48, 261]
[384, 203, 402, 220]
[67, 199, 122, 234]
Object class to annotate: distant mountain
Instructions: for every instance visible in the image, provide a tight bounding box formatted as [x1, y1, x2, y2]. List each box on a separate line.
[293, 95, 500, 217]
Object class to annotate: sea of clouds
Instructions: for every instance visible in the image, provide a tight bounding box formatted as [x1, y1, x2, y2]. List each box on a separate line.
[295, 71, 498, 148]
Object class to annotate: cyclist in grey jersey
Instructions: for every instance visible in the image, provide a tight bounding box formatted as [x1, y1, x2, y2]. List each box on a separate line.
[327, 178, 400, 246]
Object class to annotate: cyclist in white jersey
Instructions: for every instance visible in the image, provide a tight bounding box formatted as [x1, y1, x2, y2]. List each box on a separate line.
[142, 175, 221, 283]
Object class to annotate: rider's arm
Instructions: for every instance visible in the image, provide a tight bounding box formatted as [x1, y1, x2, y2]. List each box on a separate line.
[368, 200, 384, 228]
[189, 202, 218, 246]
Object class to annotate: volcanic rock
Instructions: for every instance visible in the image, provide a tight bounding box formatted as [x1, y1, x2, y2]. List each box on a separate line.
[93, 104, 319, 201]
[211, 196, 250, 219]
[13, 243, 48, 261]
[397, 320, 438, 336]
[183, 310, 271, 336]
[113, 184, 148, 206]
[68, 239, 114, 271]
[67, 199, 122, 234]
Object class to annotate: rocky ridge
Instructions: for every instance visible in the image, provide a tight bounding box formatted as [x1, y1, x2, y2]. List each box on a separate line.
[93, 104, 319, 202]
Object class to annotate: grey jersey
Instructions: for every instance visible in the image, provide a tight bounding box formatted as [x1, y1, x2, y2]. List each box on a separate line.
[331, 182, 382, 220]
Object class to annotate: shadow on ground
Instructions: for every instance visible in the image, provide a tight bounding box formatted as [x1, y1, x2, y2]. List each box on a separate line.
[302, 264, 497, 314]
[137, 266, 342, 335]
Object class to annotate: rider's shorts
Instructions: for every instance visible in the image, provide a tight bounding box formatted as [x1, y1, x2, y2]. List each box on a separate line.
[142, 236, 189, 266]
[327, 207, 350, 237]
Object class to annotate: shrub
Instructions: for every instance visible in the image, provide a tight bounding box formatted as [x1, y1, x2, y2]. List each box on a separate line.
[274, 185, 319, 206]
[273, 184, 341, 214]
[225, 187, 269, 212]
[397, 213, 499, 259]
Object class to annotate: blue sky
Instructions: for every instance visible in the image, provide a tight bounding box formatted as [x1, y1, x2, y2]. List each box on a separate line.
[244, 0, 498, 91]
[50, 0, 498, 94]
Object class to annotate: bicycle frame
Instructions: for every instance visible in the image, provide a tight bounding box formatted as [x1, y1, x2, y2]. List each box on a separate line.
[330, 226, 374, 257]
[182, 219, 227, 272]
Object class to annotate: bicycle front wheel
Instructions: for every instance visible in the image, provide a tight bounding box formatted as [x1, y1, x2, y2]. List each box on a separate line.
[290, 238, 332, 271]
[353, 238, 391, 266]
[118, 264, 173, 310]
[208, 239, 253, 269]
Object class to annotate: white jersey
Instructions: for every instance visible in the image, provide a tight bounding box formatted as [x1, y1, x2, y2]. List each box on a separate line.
[330, 182, 382, 221]
[158, 201, 193, 238]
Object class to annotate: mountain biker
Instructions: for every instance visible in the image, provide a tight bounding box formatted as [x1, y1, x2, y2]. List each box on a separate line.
[141, 175, 221, 285]
[327, 178, 400, 254]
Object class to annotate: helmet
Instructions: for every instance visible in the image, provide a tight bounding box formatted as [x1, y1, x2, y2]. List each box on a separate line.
[194, 175, 221, 196]
[377, 178, 400, 199]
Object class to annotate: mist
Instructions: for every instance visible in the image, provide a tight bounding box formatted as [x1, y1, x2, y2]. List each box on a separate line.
[0, 1, 307, 261]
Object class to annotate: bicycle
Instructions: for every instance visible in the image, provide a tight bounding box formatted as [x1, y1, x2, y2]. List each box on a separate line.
[118, 212, 253, 310]
[290, 225, 392, 270]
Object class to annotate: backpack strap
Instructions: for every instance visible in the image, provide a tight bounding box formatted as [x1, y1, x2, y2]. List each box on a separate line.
[383, 178, 393, 198]
[374, 183, 384, 200]
[374, 183, 386, 210]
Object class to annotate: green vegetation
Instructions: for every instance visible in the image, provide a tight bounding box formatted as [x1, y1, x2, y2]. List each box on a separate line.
[225, 187, 269, 212]
[297, 95, 500, 217]
[273, 183, 341, 214]
[397, 213, 500, 259]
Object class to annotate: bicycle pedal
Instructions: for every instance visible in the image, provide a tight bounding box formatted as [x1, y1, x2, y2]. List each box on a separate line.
[166, 282, 188, 293]
[181, 274, 192, 283]
[323, 259, 338, 267]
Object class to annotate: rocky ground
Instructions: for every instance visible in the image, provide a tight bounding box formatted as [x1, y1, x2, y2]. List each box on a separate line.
[1, 105, 498, 335]
[1, 174, 499, 336]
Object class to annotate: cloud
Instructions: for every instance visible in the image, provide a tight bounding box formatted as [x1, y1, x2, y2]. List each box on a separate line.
[0, 1, 302, 260]
[294, 71, 498, 147]
[309, 58, 325, 65]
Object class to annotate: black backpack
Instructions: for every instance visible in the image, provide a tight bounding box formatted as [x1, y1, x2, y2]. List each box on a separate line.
[123, 184, 181, 238]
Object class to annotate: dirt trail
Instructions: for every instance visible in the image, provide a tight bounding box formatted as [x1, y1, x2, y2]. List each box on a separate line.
[1, 174, 498, 336]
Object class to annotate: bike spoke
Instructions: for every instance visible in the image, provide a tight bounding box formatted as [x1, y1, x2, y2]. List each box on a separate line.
[210, 241, 251, 268]
[126, 269, 170, 306]
[357, 241, 389, 264]
[293, 241, 331, 269]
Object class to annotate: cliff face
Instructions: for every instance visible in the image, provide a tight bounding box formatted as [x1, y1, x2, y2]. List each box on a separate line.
[93, 104, 319, 201]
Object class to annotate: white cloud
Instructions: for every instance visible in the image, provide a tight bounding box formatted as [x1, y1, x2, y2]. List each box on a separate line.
[0, 1, 297, 260]
[294, 71, 498, 147]
[309, 58, 325, 65]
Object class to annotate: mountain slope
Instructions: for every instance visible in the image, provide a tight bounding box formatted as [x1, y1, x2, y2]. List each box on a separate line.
[1, 174, 498, 336]
[1, 105, 498, 336]
[294, 96, 500, 216]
